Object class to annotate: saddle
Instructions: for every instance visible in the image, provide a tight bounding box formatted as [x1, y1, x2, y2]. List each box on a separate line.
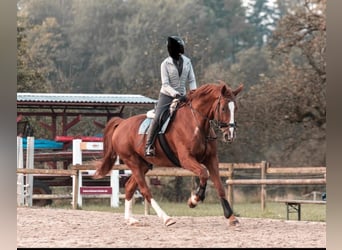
[138, 100, 181, 166]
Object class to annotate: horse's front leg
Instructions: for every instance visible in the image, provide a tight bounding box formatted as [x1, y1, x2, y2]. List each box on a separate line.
[181, 162, 209, 208]
[206, 162, 239, 226]
[188, 178, 207, 208]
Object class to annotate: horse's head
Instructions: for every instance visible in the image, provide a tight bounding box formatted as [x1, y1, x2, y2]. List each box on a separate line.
[214, 83, 243, 143]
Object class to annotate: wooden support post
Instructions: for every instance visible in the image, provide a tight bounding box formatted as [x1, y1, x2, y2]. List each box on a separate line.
[144, 176, 150, 215]
[17, 136, 24, 206]
[227, 164, 234, 209]
[261, 161, 266, 211]
[72, 170, 79, 210]
[26, 137, 34, 207]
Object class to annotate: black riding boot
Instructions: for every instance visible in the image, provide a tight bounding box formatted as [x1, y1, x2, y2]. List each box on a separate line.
[145, 118, 159, 156]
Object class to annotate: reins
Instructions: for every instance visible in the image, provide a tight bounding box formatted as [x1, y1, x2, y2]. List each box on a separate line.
[187, 102, 216, 140]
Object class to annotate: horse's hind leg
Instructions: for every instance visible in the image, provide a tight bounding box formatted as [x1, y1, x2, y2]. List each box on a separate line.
[125, 159, 176, 226]
[123, 176, 140, 225]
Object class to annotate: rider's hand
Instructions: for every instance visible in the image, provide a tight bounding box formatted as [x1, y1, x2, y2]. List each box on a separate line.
[175, 94, 187, 102]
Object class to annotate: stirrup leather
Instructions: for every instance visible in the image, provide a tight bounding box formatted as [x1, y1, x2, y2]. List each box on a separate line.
[145, 145, 155, 156]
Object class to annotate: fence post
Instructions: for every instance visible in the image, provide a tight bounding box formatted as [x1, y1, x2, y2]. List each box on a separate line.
[227, 163, 234, 209]
[26, 136, 35, 207]
[261, 161, 267, 211]
[72, 139, 120, 208]
[72, 139, 82, 165]
[72, 170, 79, 209]
[110, 170, 119, 207]
[77, 169, 83, 208]
[110, 158, 120, 207]
[17, 136, 24, 206]
[144, 176, 151, 215]
[72, 139, 83, 208]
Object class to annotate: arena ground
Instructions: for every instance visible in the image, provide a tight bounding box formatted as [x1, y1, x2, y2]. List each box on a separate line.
[17, 206, 325, 248]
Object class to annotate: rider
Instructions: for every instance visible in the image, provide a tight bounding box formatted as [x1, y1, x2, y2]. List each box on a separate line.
[145, 35, 197, 157]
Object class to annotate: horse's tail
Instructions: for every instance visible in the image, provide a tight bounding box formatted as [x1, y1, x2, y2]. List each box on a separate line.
[93, 117, 124, 179]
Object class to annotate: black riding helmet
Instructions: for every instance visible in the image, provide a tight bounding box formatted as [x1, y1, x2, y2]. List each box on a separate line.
[167, 36, 185, 60]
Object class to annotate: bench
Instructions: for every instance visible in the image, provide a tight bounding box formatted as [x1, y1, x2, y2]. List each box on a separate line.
[276, 199, 326, 221]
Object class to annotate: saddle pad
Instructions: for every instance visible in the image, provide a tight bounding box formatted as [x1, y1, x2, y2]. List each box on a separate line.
[138, 118, 152, 134]
[138, 117, 171, 135]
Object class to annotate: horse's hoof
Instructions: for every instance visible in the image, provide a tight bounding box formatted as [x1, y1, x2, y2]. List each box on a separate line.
[165, 217, 176, 227]
[126, 217, 140, 226]
[229, 218, 240, 227]
[188, 203, 196, 208]
[187, 198, 197, 208]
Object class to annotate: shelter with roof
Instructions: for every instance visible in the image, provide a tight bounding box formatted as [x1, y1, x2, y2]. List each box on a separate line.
[17, 92, 157, 138]
[17, 92, 157, 168]
[17, 93, 157, 204]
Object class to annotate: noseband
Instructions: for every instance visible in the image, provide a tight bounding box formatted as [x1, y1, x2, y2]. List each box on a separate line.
[218, 122, 237, 129]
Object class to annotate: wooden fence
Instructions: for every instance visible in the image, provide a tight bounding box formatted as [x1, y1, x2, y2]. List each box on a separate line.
[16, 161, 326, 211]
[225, 161, 326, 210]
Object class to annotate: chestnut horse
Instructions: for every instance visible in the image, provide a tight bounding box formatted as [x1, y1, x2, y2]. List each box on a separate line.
[93, 82, 243, 227]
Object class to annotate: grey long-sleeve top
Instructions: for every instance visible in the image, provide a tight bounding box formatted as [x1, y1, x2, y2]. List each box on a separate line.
[160, 54, 197, 97]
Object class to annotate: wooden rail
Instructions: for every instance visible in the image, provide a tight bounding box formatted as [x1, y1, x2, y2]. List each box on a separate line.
[16, 168, 77, 176]
[17, 168, 78, 209]
[266, 167, 326, 174]
[226, 178, 326, 185]
[31, 194, 72, 199]
[17, 162, 326, 211]
[225, 161, 326, 210]
[72, 164, 232, 177]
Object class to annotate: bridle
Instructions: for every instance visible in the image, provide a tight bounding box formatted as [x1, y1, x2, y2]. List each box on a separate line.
[186, 94, 237, 163]
[189, 95, 237, 137]
[213, 95, 237, 130]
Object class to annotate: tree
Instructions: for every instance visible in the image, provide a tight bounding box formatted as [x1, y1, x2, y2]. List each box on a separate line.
[17, 8, 51, 92]
[245, 0, 281, 48]
[27, 17, 72, 92]
[17, 0, 326, 166]
[270, 0, 326, 128]
[231, 0, 326, 165]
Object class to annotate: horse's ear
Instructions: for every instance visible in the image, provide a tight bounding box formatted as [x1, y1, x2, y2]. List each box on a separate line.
[220, 84, 229, 96]
[217, 80, 226, 86]
[233, 84, 244, 96]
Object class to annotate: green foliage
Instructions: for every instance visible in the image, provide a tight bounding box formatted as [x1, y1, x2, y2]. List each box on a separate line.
[17, 13, 51, 92]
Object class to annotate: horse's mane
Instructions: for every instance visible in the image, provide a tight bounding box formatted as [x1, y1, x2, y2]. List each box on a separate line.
[188, 81, 234, 100]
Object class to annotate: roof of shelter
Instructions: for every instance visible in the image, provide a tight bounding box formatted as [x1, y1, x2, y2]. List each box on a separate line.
[17, 92, 157, 106]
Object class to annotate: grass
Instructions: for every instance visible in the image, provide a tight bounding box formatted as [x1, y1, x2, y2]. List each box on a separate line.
[50, 199, 326, 222]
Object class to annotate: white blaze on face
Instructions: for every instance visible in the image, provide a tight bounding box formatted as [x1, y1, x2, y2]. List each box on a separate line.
[228, 101, 235, 137]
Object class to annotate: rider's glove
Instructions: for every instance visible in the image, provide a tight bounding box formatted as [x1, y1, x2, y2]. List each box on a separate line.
[175, 94, 187, 102]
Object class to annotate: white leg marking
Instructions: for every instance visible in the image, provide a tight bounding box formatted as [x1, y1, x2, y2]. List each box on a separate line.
[151, 198, 175, 225]
[124, 199, 139, 225]
[191, 194, 198, 205]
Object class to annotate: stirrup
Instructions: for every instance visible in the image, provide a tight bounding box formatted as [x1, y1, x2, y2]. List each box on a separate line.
[145, 146, 155, 157]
